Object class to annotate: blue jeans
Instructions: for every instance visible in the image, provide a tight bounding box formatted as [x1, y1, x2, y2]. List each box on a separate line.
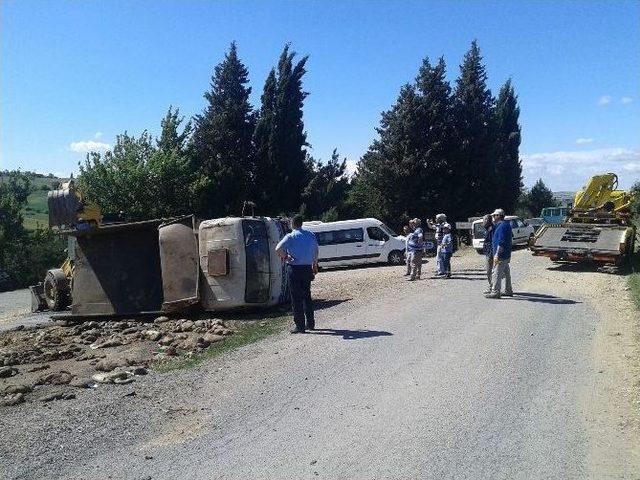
[442, 251, 452, 274]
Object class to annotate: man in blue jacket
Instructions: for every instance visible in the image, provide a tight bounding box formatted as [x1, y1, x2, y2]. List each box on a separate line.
[485, 209, 513, 299]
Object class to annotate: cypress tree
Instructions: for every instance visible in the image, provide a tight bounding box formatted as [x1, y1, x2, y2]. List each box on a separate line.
[451, 40, 495, 218]
[415, 56, 453, 216]
[253, 45, 310, 215]
[352, 84, 427, 227]
[492, 79, 522, 212]
[191, 42, 255, 218]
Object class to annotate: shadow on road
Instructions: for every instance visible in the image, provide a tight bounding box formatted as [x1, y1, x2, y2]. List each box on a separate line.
[309, 328, 393, 340]
[506, 292, 581, 305]
[546, 262, 623, 275]
[314, 299, 351, 310]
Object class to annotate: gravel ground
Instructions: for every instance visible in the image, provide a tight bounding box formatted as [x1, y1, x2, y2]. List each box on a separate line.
[0, 249, 638, 479]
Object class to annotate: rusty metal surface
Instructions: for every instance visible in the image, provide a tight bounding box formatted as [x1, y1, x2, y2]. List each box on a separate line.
[71, 220, 164, 315]
[532, 224, 628, 254]
[158, 216, 200, 312]
[207, 249, 229, 276]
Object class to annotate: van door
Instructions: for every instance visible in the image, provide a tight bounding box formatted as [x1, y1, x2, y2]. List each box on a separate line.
[365, 226, 389, 263]
[314, 231, 337, 266]
[334, 228, 366, 264]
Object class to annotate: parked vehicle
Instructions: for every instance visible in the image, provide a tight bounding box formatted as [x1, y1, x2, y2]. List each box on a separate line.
[525, 217, 546, 231]
[304, 218, 406, 267]
[531, 173, 635, 266]
[471, 215, 536, 254]
[540, 206, 570, 224]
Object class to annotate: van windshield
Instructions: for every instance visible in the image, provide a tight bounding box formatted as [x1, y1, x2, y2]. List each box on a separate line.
[379, 223, 396, 237]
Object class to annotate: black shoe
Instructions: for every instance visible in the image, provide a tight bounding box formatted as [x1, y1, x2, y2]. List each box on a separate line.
[306, 323, 315, 331]
[503, 292, 514, 297]
[290, 327, 306, 334]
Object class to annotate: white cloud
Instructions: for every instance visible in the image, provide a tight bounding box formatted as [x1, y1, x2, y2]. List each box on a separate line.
[69, 140, 111, 153]
[575, 138, 594, 145]
[597, 95, 612, 106]
[345, 159, 359, 177]
[521, 147, 640, 189]
[623, 162, 640, 172]
[94, 131, 103, 139]
[621, 96, 634, 105]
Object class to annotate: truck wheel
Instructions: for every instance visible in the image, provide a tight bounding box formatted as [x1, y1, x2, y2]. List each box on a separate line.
[388, 250, 405, 265]
[44, 269, 71, 311]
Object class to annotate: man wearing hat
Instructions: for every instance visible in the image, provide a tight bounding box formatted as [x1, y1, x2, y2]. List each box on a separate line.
[406, 218, 425, 280]
[427, 213, 447, 276]
[485, 208, 513, 298]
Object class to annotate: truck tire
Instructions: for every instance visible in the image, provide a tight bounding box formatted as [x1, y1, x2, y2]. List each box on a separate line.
[44, 269, 71, 311]
[388, 250, 405, 265]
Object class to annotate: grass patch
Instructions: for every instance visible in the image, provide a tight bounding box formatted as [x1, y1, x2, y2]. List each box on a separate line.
[153, 315, 289, 372]
[628, 250, 640, 310]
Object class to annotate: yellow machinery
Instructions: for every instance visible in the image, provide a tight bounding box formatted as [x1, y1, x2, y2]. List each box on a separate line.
[530, 173, 636, 265]
[31, 180, 103, 311]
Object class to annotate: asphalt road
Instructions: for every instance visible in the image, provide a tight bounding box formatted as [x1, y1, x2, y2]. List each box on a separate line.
[1, 249, 638, 479]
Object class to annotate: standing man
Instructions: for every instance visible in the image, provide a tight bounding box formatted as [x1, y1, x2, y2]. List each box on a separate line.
[482, 214, 494, 294]
[403, 222, 414, 276]
[485, 209, 513, 299]
[427, 213, 447, 276]
[275, 215, 319, 333]
[407, 218, 425, 280]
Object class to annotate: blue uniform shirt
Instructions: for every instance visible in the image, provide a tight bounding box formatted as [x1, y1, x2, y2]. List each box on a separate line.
[407, 227, 425, 252]
[442, 233, 453, 253]
[491, 220, 512, 260]
[275, 228, 319, 266]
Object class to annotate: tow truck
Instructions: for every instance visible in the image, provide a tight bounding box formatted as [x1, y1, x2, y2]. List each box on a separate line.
[529, 173, 636, 266]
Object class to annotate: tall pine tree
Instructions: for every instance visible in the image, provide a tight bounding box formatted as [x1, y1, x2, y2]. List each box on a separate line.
[492, 79, 522, 212]
[415, 56, 453, 216]
[352, 84, 428, 227]
[451, 40, 495, 218]
[191, 42, 255, 218]
[253, 45, 310, 214]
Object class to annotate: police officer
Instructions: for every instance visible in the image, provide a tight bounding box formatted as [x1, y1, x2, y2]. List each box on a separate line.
[275, 215, 319, 333]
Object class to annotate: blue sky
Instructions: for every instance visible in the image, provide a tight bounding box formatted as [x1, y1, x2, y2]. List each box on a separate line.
[2, 0, 639, 191]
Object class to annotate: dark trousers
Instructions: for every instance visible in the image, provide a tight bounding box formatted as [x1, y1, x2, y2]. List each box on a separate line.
[288, 265, 314, 331]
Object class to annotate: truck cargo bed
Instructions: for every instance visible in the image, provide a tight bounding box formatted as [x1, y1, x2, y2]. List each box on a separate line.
[530, 223, 632, 264]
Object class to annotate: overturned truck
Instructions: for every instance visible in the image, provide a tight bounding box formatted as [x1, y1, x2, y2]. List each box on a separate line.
[48, 216, 290, 317]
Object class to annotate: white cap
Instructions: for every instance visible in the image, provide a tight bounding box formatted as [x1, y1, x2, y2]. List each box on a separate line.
[435, 213, 447, 221]
[491, 208, 505, 217]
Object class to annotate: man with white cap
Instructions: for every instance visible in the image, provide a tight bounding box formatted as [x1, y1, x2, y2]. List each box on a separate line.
[406, 218, 425, 280]
[485, 208, 513, 298]
[427, 213, 447, 276]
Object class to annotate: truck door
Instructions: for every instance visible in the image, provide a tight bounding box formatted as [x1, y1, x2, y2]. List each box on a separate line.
[158, 216, 200, 312]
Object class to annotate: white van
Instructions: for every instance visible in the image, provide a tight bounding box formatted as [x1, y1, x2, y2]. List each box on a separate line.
[471, 215, 536, 254]
[303, 218, 406, 267]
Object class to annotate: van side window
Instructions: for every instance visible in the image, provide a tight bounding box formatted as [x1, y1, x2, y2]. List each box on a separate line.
[510, 219, 519, 228]
[367, 226, 389, 242]
[334, 228, 364, 244]
[315, 231, 334, 246]
[517, 219, 526, 228]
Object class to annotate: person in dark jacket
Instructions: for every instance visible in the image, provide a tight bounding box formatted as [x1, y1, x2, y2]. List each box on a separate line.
[482, 214, 494, 294]
[485, 209, 513, 299]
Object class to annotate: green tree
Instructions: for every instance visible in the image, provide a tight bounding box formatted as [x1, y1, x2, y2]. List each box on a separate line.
[0, 171, 31, 260]
[451, 40, 495, 218]
[301, 149, 350, 220]
[351, 84, 427, 228]
[492, 79, 522, 212]
[191, 42, 255, 218]
[524, 179, 558, 218]
[415, 56, 454, 215]
[253, 45, 310, 215]
[79, 131, 156, 220]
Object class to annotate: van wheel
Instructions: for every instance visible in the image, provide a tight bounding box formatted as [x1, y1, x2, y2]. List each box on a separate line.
[476, 249, 484, 255]
[388, 250, 405, 265]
